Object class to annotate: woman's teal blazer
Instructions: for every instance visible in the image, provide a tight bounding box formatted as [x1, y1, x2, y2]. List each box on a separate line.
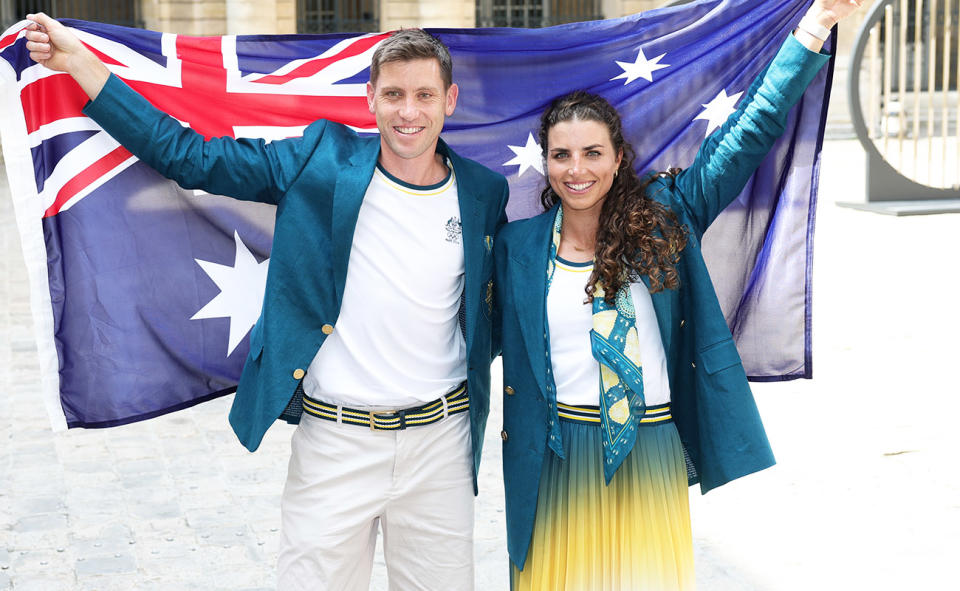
[494, 35, 830, 570]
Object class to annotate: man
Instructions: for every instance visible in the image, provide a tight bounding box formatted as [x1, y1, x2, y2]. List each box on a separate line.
[26, 14, 508, 590]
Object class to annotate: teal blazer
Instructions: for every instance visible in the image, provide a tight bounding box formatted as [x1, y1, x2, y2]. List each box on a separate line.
[84, 76, 509, 487]
[494, 35, 829, 569]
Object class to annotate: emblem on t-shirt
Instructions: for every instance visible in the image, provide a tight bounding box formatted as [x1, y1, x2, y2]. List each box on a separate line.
[445, 217, 462, 244]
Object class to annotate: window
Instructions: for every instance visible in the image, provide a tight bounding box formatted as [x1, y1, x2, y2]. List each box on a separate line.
[298, 0, 378, 34]
[3, 0, 140, 29]
[476, 0, 602, 29]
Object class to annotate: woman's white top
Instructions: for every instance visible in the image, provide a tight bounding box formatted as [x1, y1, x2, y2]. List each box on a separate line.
[547, 257, 671, 407]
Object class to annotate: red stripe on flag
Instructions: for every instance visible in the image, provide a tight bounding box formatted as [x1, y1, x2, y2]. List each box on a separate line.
[176, 35, 227, 68]
[42, 146, 132, 218]
[21, 74, 90, 134]
[0, 28, 23, 52]
[255, 33, 391, 85]
[83, 42, 126, 67]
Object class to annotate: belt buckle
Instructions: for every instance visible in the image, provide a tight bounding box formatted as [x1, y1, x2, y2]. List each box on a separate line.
[369, 409, 406, 431]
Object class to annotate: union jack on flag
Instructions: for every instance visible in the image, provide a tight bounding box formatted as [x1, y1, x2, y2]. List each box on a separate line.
[0, 0, 834, 431]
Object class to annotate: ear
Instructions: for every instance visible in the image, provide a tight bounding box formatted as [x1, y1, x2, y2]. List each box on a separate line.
[366, 81, 375, 114]
[444, 83, 459, 117]
[615, 148, 623, 170]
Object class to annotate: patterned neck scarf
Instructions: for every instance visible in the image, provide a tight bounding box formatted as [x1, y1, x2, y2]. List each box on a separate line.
[547, 206, 646, 484]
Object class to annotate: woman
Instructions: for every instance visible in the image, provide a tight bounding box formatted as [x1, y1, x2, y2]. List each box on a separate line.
[495, 2, 861, 589]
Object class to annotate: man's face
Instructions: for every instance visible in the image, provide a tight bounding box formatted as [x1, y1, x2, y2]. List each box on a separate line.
[367, 58, 458, 162]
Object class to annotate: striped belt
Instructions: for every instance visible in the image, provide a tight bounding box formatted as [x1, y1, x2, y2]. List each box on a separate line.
[302, 383, 468, 431]
[557, 402, 672, 426]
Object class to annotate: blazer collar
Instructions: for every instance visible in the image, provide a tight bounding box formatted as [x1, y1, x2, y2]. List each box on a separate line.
[332, 137, 380, 304]
[509, 204, 558, 400]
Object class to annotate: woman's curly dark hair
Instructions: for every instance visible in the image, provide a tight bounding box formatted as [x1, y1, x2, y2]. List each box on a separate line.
[539, 91, 688, 302]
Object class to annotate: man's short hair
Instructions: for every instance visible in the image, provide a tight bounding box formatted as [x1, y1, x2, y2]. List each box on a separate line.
[370, 29, 453, 89]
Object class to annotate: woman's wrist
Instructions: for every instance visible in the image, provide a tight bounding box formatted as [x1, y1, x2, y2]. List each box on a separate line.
[797, 14, 832, 42]
[808, 10, 839, 29]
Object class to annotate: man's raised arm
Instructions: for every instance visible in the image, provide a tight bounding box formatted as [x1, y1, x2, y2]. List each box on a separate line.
[22, 12, 323, 205]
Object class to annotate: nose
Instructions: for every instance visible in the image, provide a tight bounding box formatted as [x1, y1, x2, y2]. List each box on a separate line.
[399, 96, 417, 120]
[567, 155, 584, 175]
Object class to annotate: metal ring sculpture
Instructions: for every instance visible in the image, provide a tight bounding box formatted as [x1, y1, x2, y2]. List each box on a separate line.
[848, 0, 960, 201]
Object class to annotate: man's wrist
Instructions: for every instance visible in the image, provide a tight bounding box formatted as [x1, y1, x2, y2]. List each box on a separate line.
[67, 49, 111, 100]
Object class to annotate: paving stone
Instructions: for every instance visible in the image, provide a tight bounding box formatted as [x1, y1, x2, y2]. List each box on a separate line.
[75, 573, 143, 591]
[8, 497, 63, 516]
[11, 514, 67, 535]
[72, 553, 137, 577]
[8, 576, 70, 591]
[8, 548, 73, 579]
[69, 532, 135, 558]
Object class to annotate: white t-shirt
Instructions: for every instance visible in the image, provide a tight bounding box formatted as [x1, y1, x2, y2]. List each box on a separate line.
[303, 163, 466, 408]
[547, 257, 671, 407]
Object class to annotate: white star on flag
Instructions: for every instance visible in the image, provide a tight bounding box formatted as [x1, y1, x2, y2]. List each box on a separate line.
[611, 48, 669, 85]
[192, 231, 270, 356]
[695, 88, 744, 137]
[503, 132, 544, 177]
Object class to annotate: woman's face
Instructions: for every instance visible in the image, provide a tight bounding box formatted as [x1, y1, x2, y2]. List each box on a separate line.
[546, 117, 622, 218]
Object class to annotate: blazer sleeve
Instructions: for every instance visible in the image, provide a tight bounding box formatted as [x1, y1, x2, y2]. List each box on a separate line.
[82, 74, 324, 206]
[672, 34, 831, 237]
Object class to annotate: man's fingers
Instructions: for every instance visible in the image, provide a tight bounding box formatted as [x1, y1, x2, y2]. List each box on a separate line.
[26, 12, 58, 30]
[25, 40, 51, 53]
[29, 52, 51, 62]
[24, 30, 48, 43]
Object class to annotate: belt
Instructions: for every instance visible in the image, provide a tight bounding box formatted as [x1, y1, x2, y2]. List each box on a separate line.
[302, 383, 468, 431]
[557, 402, 672, 426]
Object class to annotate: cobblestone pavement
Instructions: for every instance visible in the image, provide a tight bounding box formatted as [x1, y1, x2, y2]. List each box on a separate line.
[3, 141, 959, 590]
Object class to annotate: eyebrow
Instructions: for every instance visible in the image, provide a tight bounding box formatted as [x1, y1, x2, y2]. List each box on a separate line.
[380, 85, 439, 93]
[549, 144, 605, 153]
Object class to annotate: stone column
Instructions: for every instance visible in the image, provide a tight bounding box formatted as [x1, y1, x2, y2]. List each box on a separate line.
[139, 0, 228, 35]
[379, 0, 474, 30]
[226, 0, 297, 35]
[617, 0, 662, 17]
[139, 0, 296, 35]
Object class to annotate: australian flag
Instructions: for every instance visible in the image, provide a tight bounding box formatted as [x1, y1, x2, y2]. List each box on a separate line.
[0, 0, 833, 431]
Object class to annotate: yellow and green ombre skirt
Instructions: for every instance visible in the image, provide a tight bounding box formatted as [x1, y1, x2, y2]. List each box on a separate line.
[511, 403, 694, 591]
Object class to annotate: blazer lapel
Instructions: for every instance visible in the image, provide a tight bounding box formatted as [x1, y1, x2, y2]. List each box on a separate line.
[446, 144, 484, 354]
[331, 140, 379, 306]
[510, 209, 554, 400]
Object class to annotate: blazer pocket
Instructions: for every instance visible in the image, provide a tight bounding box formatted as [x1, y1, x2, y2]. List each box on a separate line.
[698, 338, 741, 375]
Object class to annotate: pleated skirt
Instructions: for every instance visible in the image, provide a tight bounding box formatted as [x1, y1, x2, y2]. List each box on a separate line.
[511, 415, 694, 591]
